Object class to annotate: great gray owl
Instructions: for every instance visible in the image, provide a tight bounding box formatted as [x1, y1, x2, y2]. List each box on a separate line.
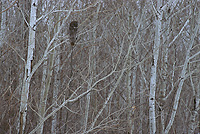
[69, 21, 78, 46]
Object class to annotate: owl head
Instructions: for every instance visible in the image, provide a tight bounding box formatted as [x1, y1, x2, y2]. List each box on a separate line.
[69, 21, 78, 31]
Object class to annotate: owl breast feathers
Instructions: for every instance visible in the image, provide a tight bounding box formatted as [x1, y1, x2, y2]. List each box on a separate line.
[69, 21, 78, 46]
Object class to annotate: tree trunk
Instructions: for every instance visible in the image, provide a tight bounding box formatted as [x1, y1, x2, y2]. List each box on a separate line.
[0, 0, 6, 48]
[149, 0, 161, 133]
[187, 5, 200, 134]
[164, 18, 194, 134]
[37, 25, 55, 134]
[18, 0, 38, 134]
[51, 4, 61, 133]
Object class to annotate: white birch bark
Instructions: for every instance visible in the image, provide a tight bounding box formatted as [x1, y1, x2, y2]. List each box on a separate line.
[21, 1, 75, 133]
[18, 0, 38, 134]
[164, 22, 190, 133]
[0, 0, 6, 48]
[159, 3, 172, 133]
[149, 0, 161, 133]
[165, 11, 199, 133]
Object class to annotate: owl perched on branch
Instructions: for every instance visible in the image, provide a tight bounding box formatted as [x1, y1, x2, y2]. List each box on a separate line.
[69, 21, 78, 46]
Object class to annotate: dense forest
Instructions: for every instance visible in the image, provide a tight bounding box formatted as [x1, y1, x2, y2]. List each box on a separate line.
[0, 0, 199, 134]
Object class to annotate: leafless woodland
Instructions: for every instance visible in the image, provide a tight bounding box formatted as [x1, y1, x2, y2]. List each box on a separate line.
[0, 0, 200, 134]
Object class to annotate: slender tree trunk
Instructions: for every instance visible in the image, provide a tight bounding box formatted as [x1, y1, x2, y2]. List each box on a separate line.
[83, 47, 93, 132]
[0, 0, 6, 48]
[83, 3, 100, 133]
[188, 5, 200, 133]
[127, 51, 135, 134]
[158, 4, 171, 134]
[126, 4, 136, 133]
[37, 60, 47, 133]
[18, 0, 38, 134]
[51, 5, 61, 134]
[37, 27, 55, 134]
[164, 14, 197, 133]
[139, 78, 144, 134]
[149, 0, 161, 133]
